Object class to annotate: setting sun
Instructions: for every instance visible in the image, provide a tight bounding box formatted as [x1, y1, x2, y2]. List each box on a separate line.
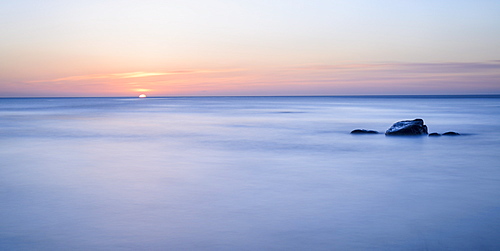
[138, 94, 147, 98]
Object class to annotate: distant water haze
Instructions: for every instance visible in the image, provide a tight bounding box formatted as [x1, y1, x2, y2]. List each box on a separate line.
[1, 96, 500, 250]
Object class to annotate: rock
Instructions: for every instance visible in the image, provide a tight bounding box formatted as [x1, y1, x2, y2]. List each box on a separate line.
[429, 132, 441, 136]
[351, 129, 379, 134]
[443, 131, 460, 136]
[385, 118, 428, 136]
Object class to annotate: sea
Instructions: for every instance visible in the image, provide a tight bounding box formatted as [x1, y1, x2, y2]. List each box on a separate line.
[1, 96, 500, 250]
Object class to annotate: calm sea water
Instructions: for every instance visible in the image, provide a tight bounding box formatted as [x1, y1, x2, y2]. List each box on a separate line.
[1, 96, 500, 250]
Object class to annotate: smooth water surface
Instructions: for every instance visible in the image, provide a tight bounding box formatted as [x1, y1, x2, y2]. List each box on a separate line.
[1, 96, 500, 250]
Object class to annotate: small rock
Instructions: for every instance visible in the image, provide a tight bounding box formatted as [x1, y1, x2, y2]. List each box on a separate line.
[351, 129, 379, 134]
[429, 133, 441, 137]
[443, 131, 460, 136]
[385, 118, 428, 136]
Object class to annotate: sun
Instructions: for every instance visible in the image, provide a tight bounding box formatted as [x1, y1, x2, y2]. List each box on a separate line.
[138, 94, 147, 98]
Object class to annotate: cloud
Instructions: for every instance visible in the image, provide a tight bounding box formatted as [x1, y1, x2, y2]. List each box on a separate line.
[7, 61, 499, 96]
[27, 69, 242, 83]
[27, 72, 166, 83]
[291, 63, 390, 71]
[284, 61, 500, 86]
[292, 61, 500, 73]
[242, 61, 500, 95]
[387, 61, 500, 74]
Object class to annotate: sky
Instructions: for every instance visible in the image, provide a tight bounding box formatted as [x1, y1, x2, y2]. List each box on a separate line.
[1, 0, 499, 97]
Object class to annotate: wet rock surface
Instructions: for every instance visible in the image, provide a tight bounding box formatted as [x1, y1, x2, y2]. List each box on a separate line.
[351, 129, 379, 134]
[351, 119, 462, 137]
[443, 131, 460, 136]
[385, 118, 428, 136]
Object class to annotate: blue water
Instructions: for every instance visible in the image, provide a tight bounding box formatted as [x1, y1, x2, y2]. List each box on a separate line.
[1, 96, 500, 250]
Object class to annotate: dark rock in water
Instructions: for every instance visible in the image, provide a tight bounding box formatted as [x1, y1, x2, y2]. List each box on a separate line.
[429, 132, 441, 137]
[443, 131, 460, 136]
[385, 118, 428, 136]
[351, 129, 379, 134]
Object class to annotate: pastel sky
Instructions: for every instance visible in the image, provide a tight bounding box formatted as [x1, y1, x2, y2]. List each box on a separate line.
[1, 0, 500, 97]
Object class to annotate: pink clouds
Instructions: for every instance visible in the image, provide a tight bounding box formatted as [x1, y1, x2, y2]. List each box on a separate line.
[269, 61, 500, 95]
[1, 61, 499, 97]
[27, 69, 239, 83]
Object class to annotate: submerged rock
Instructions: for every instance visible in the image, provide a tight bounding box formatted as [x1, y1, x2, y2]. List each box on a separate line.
[429, 132, 441, 137]
[350, 129, 379, 134]
[443, 131, 460, 136]
[385, 118, 428, 136]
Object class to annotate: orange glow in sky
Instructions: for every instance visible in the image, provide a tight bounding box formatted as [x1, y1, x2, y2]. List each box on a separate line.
[1, 1, 499, 97]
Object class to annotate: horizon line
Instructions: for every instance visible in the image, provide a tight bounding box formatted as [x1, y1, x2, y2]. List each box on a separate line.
[2, 94, 500, 99]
